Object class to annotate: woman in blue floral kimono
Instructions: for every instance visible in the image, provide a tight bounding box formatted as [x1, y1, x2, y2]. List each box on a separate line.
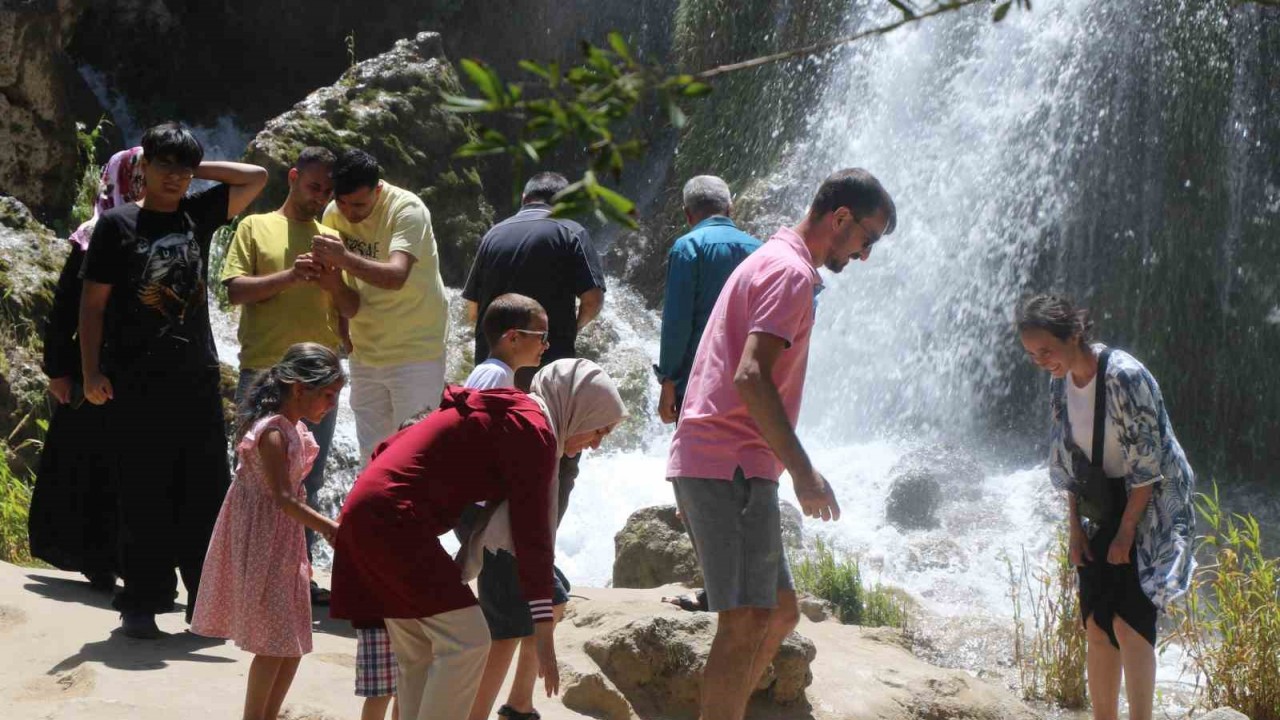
[1017, 294, 1194, 720]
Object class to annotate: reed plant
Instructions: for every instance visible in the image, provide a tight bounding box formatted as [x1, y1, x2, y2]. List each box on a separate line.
[1008, 528, 1088, 709]
[1167, 483, 1280, 720]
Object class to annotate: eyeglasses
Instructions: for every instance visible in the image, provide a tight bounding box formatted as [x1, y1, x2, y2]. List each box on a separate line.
[512, 329, 550, 345]
[150, 160, 196, 180]
[856, 217, 883, 248]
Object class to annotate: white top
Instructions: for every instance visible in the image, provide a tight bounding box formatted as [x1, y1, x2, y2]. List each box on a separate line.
[1065, 370, 1127, 478]
[464, 358, 516, 390]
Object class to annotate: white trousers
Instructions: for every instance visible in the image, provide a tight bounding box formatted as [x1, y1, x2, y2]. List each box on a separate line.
[384, 607, 492, 720]
[350, 357, 446, 465]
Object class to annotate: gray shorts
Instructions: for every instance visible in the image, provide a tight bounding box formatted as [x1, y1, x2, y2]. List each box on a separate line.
[670, 471, 794, 612]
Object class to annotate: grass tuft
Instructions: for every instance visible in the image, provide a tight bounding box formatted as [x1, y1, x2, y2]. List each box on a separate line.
[792, 537, 909, 629]
[1008, 528, 1088, 709]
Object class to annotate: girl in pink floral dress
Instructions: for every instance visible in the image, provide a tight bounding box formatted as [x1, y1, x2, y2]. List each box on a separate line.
[192, 343, 345, 720]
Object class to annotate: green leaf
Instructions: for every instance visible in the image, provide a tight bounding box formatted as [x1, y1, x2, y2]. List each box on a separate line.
[993, 0, 1012, 22]
[519, 141, 541, 163]
[681, 81, 713, 98]
[667, 101, 688, 129]
[459, 59, 505, 105]
[440, 93, 495, 113]
[592, 181, 636, 219]
[607, 31, 634, 65]
[518, 60, 551, 81]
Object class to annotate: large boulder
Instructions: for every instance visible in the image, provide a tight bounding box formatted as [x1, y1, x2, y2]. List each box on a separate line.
[0, 0, 87, 221]
[885, 444, 987, 529]
[243, 31, 493, 287]
[583, 613, 815, 718]
[0, 197, 64, 472]
[612, 505, 701, 589]
[885, 470, 943, 530]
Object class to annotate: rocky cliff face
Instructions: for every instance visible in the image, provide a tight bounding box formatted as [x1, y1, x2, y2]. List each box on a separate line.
[0, 0, 88, 222]
[243, 31, 493, 287]
[0, 198, 65, 474]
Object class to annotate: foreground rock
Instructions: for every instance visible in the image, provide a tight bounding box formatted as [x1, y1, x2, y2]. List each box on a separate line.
[560, 586, 1041, 720]
[0, 563, 1042, 720]
[0, 198, 63, 473]
[244, 31, 493, 287]
[583, 612, 814, 718]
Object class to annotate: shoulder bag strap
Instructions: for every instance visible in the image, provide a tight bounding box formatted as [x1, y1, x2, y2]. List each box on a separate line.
[1091, 348, 1112, 469]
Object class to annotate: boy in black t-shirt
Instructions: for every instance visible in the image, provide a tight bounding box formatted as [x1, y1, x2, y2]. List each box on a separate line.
[79, 122, 268, 639]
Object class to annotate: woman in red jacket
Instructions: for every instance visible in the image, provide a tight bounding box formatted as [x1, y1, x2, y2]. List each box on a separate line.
[330, 359, 626, 720]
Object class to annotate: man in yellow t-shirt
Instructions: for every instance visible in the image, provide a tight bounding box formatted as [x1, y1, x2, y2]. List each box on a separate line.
[312, 149, 449, 464]
[221, 146, 360, 601]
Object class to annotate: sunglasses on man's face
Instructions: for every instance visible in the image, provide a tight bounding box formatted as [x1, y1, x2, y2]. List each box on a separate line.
[512, 329, 550, 345]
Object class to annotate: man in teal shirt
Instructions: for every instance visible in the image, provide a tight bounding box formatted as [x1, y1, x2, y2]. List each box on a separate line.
[655, 175, 762, 423]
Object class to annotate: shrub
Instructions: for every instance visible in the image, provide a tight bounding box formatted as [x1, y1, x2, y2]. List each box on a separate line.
[792, 537, 909, 629]
[0, 448, 34, 565]
[1008, 528, 1088, 709]
[1168, 483, 1280, 720]
[69, 118, 112, 229]
[208, 222, 238, 311]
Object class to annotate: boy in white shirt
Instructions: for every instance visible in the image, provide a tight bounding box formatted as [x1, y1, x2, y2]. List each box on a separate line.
[464, 294, 550, 390]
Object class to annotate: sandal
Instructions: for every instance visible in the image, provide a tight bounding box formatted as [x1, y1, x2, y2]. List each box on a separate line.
[497, 704, 541, 720]
[661, 589, 708, 612]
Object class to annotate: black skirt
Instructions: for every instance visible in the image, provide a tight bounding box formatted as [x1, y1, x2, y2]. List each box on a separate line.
[1077, 526, 1157, 649]
[27, 400, 117, 575]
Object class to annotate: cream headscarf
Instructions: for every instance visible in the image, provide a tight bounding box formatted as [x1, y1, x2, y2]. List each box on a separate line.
[458, 359, 628, 581]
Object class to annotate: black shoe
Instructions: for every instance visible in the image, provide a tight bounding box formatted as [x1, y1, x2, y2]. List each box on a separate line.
[497, 705, 540, 720]
[85, 572, 117, 592]
[120, 612, 163, 640]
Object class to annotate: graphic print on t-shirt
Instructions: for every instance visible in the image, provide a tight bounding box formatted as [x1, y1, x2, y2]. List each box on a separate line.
[343, 234, 379, 259]
[132, 230, 205, 339]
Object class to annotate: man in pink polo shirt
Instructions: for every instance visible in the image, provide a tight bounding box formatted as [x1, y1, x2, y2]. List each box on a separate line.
[667, 168, 896, 720]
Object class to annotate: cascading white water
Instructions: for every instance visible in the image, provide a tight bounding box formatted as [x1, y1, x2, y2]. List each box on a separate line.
[83, 3, 1231, 704]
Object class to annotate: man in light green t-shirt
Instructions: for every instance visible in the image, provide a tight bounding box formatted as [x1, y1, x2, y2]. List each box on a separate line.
[221, 147, 360, 603]
[312, 149, 450, 464]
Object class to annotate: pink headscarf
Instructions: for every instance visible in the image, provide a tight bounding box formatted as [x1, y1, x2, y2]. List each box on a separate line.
[68, 146, 145, 250]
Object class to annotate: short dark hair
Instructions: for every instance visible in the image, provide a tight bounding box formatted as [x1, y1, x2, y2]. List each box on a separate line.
[295, 146, 336, 172]
[333, 149, 381, 196]
[141, 122, 203, 169]
[808, 168, 897, 234]
[1016, 294, 1093, 346]
[481, 293, 547, 348]
[522, 172, 569, 204]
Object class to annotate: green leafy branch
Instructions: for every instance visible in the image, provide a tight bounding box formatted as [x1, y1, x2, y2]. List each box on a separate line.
[442, 0, 1031, 228]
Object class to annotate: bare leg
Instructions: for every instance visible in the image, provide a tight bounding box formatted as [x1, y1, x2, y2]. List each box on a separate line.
[743, 590, 801, 710]
[702, 607, 771, 720]
[361, 696, 393, 720]
[243, 655, 285, 720]
[505, 604, 565, 713]
[1085, 618, 1122, 720]
[263, 657, 301, 719]
[1114, 617, 1155, 720]
[467, 638, 520, 720]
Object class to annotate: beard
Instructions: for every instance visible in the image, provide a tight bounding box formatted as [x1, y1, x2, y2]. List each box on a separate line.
[824, 256, 849, 273]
